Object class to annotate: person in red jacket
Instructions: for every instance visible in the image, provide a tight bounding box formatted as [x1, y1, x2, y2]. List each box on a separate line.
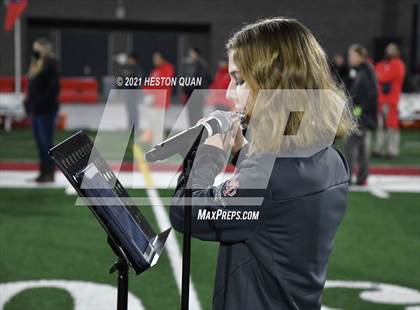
[205, 58, 234, 112]
[140, 52, 175, 144]
[373, 43, 406, 158]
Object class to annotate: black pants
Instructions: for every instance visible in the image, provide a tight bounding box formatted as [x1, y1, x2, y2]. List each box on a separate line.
[32, 111, 57, 171]
[344, 129, 369, 184]
[124, 91, 142, 131]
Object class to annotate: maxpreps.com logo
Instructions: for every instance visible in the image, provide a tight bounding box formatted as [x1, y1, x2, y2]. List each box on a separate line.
[197, 209, 259, 221]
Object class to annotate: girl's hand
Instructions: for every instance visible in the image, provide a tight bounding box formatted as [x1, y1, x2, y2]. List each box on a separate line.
[203, 132, 232, 151]
[195, 117, 226, 151]
[231, 121, 247, 155]
[203, 119, 247, 153]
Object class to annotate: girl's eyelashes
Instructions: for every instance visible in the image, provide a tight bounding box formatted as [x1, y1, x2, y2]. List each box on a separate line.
[236, 79, 245, 86]
[231, 72, 245, 86]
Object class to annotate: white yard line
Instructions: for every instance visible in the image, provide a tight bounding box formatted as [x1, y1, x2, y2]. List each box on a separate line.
[131, 143, 201, 310]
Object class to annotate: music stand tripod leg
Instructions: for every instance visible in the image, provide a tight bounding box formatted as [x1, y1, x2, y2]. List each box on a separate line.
[108, 238, 130, 310]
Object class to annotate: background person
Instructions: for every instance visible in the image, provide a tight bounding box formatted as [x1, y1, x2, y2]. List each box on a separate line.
[24, 38, 60, 183]
[345, 44, 378, 185]
[205, 57, 234, 112]
[182, 47, 210, 126]
[373, 43, 406, 159]
[140, 51, 175, 144]
[170, 18, 355, 310]
[120, 52, 144, 132]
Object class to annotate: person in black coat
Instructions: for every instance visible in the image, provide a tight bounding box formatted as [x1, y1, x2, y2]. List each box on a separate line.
[182, 47, 211, 126]
[170, 18, 356, 310]
[345, 44, 378, 185]
[24, 38, 60, 183]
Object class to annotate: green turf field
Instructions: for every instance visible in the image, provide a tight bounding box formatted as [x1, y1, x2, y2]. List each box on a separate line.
[1, 128, 420, 166]
[0, 188, 419, 309]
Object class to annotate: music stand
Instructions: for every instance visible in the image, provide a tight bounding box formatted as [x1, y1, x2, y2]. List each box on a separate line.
[49, 131, 171, 310]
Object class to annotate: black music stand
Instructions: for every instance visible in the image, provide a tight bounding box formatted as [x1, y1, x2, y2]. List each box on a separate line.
[179, 136, 202, 310]
[49, 131, 171, 310]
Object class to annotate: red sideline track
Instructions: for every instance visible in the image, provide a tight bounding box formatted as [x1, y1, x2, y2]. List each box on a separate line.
[1, 161, 419, 176]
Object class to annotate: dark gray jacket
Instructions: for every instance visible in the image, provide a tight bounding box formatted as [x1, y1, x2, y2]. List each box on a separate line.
[26, 58, 60, 115]
[170, 144, 349, 310]
[349, 62, 379, 130]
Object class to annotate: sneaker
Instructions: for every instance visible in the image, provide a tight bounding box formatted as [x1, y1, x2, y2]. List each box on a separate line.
[356, 179, 367, 186]
[35, 171, 55, 183]
[31, 173, 44, 183]
[386, 154, 399, 160]
[372, 151, 385, 158]
[138, 129, 153, 144]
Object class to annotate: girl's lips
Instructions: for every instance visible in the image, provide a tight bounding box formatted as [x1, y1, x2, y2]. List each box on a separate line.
[234, 102, 246, 113]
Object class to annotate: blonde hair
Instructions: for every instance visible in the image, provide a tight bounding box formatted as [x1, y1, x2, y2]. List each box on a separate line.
[28, 38, 54, 78]
[349, 44, 368, 60]
[226, 17, 355, 155]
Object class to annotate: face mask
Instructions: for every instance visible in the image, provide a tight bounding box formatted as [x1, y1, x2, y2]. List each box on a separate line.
[32, 50, 41, 60]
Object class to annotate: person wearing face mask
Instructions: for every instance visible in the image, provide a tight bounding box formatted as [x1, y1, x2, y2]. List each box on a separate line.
[24, 38, 60, 183]
[170, 18, 355, 310]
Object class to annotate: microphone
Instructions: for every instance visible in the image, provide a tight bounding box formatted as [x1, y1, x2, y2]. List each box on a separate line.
[145, 111, 235, 162]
